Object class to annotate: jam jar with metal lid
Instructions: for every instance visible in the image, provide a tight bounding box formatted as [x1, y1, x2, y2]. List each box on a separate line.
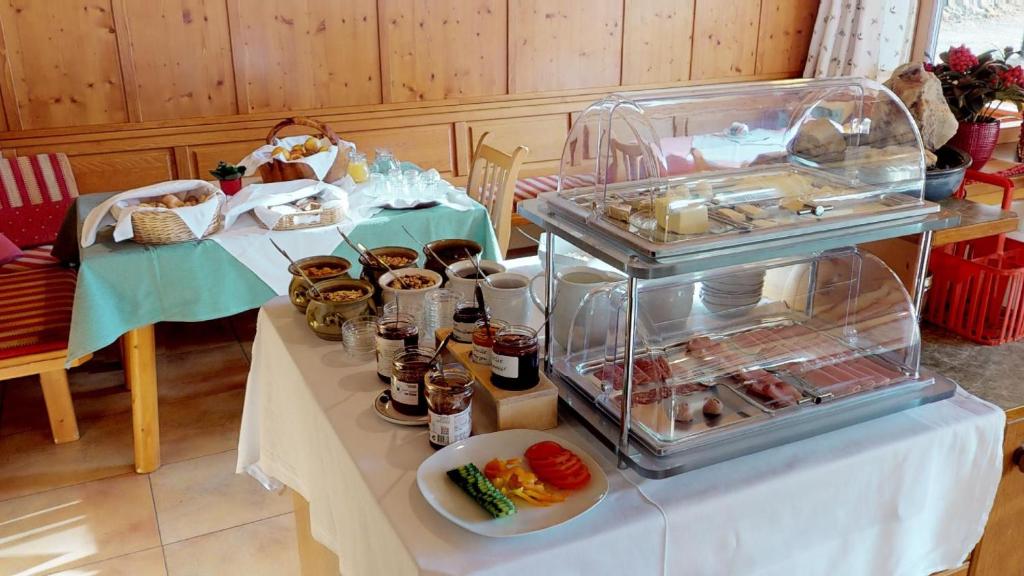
[470, 318, 507, 365]
[451, 301, 485, 343]
[390, 346, 432, 415]
[490, 325, 539, 391]
[425, 364, 474, 449]
[375, 311, 419, 382]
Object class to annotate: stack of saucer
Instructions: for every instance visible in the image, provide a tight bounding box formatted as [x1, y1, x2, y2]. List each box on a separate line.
[700, 270, 765, 314]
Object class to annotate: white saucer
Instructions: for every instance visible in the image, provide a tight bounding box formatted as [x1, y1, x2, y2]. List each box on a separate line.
[374, 390, 429, 426]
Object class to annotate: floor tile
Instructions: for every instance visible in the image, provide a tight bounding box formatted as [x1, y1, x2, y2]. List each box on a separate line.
[49, 547, 167, 576]
[0, 474, 160, 576]
[163, 514, 300, 576]
[227, 310, 259, 344]
[0, 388, 245, 502]
[150, 450, 290, 545]
[155, 320, 236, 355]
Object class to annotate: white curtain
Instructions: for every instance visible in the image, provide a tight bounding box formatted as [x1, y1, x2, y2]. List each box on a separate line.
[804, 0, 919, 80]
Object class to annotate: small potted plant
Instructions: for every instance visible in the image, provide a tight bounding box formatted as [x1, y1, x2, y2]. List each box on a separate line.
[929, 45, 1024, 169]
[209, 161, 247, 195]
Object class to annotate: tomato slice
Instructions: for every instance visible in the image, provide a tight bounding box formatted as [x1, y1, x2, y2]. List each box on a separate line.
[483, 458, 503, 480]
[549, 468, 591, 490]
[525, 441, 565, 460]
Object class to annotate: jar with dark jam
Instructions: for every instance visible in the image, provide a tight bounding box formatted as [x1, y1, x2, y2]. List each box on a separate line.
[390, 347, 432, 415]
[490, 325, 539, 391]
[375, 311, 419, 382]
[425, 364, 474, 449]
[470, 318, 507, 365]
[451, 301, 485, 343]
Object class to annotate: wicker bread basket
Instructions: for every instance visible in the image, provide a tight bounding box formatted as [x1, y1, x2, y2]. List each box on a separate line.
[130, 195, 224, 244]
[265, 203, 345, 231]
[259, 117, 349, 183]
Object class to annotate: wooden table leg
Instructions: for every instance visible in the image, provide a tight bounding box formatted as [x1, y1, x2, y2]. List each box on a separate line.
[291, 490, 340, 576]
[123, 325, 159, 473]
[39, 369, 80, 444]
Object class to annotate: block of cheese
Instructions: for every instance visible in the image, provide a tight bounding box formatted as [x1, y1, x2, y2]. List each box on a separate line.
[654, 195, 709, 235]
[780, 197, 806, 213]
[606, 203, 632, 223]
[736, 204, 769, 219]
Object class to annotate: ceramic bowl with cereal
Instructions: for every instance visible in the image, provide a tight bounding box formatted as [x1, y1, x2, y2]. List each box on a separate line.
[305, 278, 375, 340]
[358, 246, 419, 304]
[288, 255, 352, 312]
[378, 268, 442, 310]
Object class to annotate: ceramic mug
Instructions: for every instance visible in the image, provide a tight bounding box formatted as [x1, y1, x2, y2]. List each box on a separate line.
[529, 266, 625, 348]
[445, 259, 506, 303]
[480, 272, 533, 326]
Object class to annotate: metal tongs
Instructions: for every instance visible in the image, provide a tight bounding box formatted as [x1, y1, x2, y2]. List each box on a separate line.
[269, 238, 323, 300]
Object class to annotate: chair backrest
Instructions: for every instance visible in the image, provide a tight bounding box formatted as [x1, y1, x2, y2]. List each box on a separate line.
[0, 154, 79, 248]
[465, 133, 528, 258]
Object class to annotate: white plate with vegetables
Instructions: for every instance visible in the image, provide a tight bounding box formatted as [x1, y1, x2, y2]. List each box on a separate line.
[416, 429, 609, 537]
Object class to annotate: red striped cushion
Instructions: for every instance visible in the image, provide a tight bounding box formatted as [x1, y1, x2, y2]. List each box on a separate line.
[0, 154, 79, 248]
[514, 174, 597, 203]
[0, 244, 60, 274]
[0, 267, 76, 361]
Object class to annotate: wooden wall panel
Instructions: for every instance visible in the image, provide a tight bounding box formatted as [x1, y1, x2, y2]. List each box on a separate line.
[379, 0, 507, 103]
[230, 0, 381, 113]
[622, 0, 695, 85]
[690, 0, 761, 80]
[459, 114, 568, 177]
[64, 149, 178, 193]
[121, 0, 238, 121]
[345, 124, 455, 175]
[508, 0, 623, 94]
[755, 0, 818, 75]
[0, 0, 128, 129]
[190, 140, 265, 179]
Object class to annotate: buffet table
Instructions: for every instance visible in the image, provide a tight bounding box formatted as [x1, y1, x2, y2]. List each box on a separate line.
[60, 191, 499, 472]
[237, 294, 1006, 576]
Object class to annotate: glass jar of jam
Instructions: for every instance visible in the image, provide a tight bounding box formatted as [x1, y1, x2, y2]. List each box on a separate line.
[425, 364, 474, 449]
[375, 311, 419, 382]
[390, 347, 432, 416]
[451, 301, 485, 343]
[491, 325, 539, 391]
[470, 318, 507, 365]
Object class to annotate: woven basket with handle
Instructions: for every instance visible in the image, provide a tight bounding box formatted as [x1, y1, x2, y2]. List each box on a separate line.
[265, 204, 345, 231]
[259, 117, 348, 183]
[130, 195, 224, 244]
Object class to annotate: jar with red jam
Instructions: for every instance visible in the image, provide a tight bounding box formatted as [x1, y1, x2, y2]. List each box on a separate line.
[470, 318, 507, 365]
[451, 301, 485, 343]
[490, 325, 539, 391]
[425, 364, 474, 449]
[375, 311, 419, 382]
[390, 347, 432, 415]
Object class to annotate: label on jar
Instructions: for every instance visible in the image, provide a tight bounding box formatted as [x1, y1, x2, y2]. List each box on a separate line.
[391, 378, 419, 406]
[376, 336, 406, 378]
[453, 321, 476, 343]
[470, 343, 491, 365]
[491, 353, 519, 378]
[429, 404, 472, 447]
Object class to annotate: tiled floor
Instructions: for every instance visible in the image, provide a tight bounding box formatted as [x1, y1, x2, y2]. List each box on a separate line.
[0, 311, 303, 576]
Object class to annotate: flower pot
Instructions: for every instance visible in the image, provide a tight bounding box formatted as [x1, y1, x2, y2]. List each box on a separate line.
[924, 145, 972, 201]
[218, 177, 243, 195]
[949, 120, 1000, 170]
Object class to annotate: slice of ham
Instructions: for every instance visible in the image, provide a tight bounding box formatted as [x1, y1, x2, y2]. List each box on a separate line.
[746, 376, 802, 407]
[601, 355, 672, 390]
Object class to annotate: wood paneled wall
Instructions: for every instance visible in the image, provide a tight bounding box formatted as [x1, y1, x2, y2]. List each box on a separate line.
[0, 0, 819, 193]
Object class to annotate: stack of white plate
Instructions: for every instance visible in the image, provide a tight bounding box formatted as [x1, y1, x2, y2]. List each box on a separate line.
[700, 270, 765, 314]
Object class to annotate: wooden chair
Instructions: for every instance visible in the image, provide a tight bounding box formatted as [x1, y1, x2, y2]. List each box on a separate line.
[0, 153, 84, 444]
[466, 133, 528, 258]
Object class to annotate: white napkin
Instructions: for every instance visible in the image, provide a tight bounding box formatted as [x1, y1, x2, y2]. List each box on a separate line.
[239, 135, 354, 181]
[81, 180, 223, 247]
[222, 180, 348, 229]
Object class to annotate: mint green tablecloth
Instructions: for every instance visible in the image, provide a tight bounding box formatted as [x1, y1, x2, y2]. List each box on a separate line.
[64, 192, 499, 365]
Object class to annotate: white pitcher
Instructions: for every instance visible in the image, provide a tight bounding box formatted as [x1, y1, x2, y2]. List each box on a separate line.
[529, 266, 625, 349]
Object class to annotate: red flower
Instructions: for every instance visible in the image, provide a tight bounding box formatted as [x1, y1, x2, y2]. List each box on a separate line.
[948, 45, 979, 73]
[923, 61, 935, 72]
[999, 65, 1024, 87]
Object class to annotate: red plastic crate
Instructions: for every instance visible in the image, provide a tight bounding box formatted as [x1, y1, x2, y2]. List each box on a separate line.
[926, 235, 1024, 344]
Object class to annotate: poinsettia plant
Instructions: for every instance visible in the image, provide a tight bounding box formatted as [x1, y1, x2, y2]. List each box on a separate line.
[928, 45, 1024, 123]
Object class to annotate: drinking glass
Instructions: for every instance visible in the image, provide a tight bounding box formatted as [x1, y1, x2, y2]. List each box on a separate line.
[403, 169, 421, 200]
[423, 289, 463, 346]
[342, 315, 377, 362]
[419, 170, 442, 199]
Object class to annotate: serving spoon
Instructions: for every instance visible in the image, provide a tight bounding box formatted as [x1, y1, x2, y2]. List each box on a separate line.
[336, 227, 410, 290]
[401, 225, 460, 279]
[269, 238, 323, 300]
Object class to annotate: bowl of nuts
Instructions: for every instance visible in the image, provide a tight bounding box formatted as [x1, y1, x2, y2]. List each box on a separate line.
[288, 256, 352, 312]
[305, 278, 375, 341]
[378, 268, 442, 311]
[358, 246, 419, 305]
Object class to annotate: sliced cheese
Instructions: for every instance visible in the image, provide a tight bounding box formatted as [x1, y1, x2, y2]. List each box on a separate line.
[718, 208, 747, 223]
[750, 218, 777, 228]
[606, 203, 632, 222]
[736, 204, 769, 219]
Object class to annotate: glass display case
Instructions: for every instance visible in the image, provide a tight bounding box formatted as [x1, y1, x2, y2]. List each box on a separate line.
[519, 79, 961, 477]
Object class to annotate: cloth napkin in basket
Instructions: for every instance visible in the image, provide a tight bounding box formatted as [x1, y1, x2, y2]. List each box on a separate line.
[80, 180, 224, 247]
[222, 179, 348, 229]
[239, 135, 354, 181]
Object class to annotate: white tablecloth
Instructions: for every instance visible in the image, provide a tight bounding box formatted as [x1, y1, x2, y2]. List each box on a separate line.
[237, 296, 1005, 576]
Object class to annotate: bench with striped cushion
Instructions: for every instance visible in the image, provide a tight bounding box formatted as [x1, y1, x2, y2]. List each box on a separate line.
[0, 153, 79, 249]
[514, 174, 597, 204]
[0, 244, 60, 274]
[0, 268, 77, 361]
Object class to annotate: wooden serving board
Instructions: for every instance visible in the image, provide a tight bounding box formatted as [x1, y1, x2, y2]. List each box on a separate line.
[437, 329, 558, 433]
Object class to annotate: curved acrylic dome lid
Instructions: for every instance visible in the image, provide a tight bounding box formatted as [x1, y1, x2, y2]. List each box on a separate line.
[555, 77, 927, 214]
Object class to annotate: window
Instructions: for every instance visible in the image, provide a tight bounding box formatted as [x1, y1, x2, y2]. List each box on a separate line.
[932, 0, 1024, 57]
